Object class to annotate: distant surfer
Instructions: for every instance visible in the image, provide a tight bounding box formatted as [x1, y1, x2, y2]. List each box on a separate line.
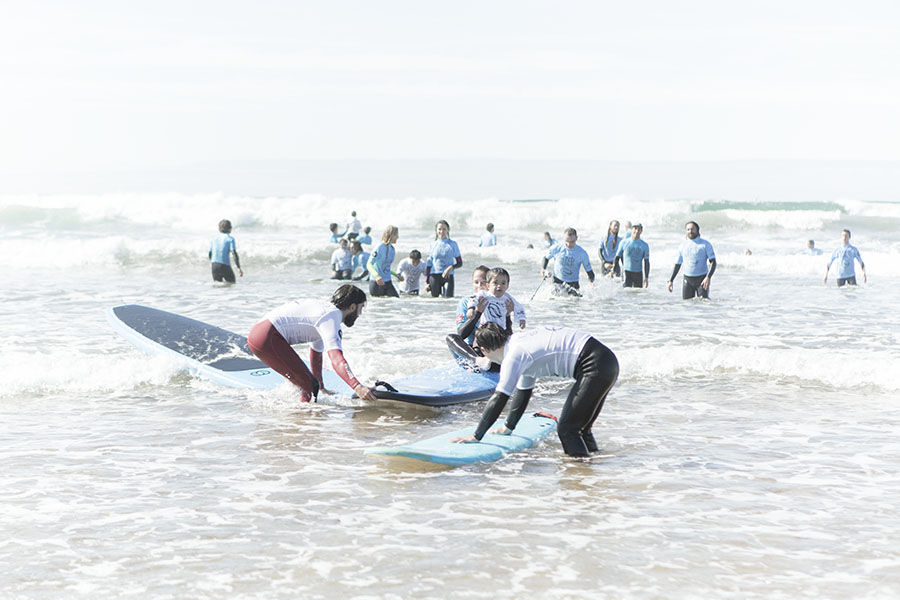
[349, 241, 370, 281]
[329, 222, 348, 243]
[613, 223, 650, 288]
[667, 221, 716, 299]
[479, 223, 497, 247]
[824, 229, 866, 287]
[397, 250, 428, 295]
[452, 323, 619, 458]
[543, 231, 556, 248]
[805, 239, 823, 256]
[542, 227, 595, 296]
[247, 285, 377, 403]
[425, 220, 463, 297]
[598, 220, 622, 276]
[357, 226, 373, 246]
[367, 225, 400, 297]
[347, 210, 362, 240]
[330, 238, 353, 280]
[209, 219, 243, 284]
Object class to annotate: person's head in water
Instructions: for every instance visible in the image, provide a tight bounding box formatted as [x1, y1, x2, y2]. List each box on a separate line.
[351, 210, 357, 217]
[218, 219, 232, 234]
[486, 223, 494, 233]
[472, 265, 490, 294]
[841, 229, 851, 244]
[331, 284, 366, 327]
[435, 220, 451, 240]
[487, 267, 510, 298]
[364, 226, 371, 235]
[630, 223, 643, 240]
[475, 322, 512, 362]
[807, 239, 816, 249]
[350, 241, 363, 255]
[563, 227, 578, 249]
[543, 231, 552, 242]
[381, 225, 399, 245]
[329, 222, 340, 234]
[685, 221, 700, 240]
[409, 249, 422, 265]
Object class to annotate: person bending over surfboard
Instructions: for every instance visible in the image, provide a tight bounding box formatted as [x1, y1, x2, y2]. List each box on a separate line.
[453, 323, 618, 458]
[248, 285, 377, 403]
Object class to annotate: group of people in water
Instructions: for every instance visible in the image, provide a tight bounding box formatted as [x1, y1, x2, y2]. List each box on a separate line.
[207, 215, 868, 458]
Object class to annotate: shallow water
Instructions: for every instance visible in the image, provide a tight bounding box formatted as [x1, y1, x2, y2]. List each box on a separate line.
[2, 190, 899, 598]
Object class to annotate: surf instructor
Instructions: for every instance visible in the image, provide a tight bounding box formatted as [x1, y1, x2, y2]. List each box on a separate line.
[248, 285, 377, 403]
[453, 323, 619, 457]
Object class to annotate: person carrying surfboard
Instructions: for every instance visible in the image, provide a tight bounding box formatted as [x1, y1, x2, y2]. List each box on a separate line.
[247, 285, 377, 403]
[453, 323, 618, 457]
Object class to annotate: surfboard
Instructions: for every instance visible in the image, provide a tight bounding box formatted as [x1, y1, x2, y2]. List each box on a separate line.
[107, 304, 499, 405]
[365, 412, 558, 466]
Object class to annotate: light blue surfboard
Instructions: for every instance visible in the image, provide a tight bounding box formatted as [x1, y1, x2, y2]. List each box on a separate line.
[107, 304, 499, 405]
[365, 412, 558, 466]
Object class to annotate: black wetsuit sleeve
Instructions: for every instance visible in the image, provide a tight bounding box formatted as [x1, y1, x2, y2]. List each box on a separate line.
[474, 391, 511, 440]
[454, 256, 463, 269]
[504, 388, 533, 431]
[707, 258, 716, 278]
[457, 309, 483, 339]
[208, 250, 212, 260]
[644, 259, 650, 279]
[669, 263, 682, 282]
[586, 269, 595, 283]
[542, 257, 550, 270]
[613, 255, 621, 272]
[233, 251, 241, 270]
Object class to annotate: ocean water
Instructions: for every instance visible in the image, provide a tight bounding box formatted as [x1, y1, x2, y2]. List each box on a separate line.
[2, 164, 900, 599]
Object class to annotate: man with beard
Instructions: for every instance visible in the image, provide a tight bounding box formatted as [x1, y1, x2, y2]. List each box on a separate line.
[667, 221, 717, 299]
[248, 285, 376, 403]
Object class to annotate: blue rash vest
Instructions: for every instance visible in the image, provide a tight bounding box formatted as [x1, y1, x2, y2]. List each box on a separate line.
[427, 238, 462, 274]
[367, 243, 395, 281]
[210, 233, 236, 266]
[351, 251, 370, 274]
[357, 233, 372, 245]
[617, 238, 650, 273]
[546, 243, 593, 283]
[479, 232, 497, 247]
[599, 234, 621, 262]
[456, 295, 476, 344]
[828, 243, 863, 279]
[676, 237, 716, 277]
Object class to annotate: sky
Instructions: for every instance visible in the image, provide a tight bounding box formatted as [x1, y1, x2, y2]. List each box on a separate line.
[2, 0, 900, 176]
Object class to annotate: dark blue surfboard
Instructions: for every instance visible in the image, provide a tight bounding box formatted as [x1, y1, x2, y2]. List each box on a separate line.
[106, 305, 498, 405]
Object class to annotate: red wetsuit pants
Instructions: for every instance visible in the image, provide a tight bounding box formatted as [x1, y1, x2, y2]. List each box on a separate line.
[247, 320, 318, 401]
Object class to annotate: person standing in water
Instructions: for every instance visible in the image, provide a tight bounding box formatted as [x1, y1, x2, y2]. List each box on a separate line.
[209, 219, 243, 284]
[824, 229, 866, 287]
[542, 227, 595, 295]
[425, 220, 463, 297]
[367, 225, 400, 298]
[599, 220, 622, 276]
[453, 323, 619, 458]
[614, 223, 650, 288]
[247, 285, 377, 403]
[479, 223, 497, 247]
[667, 221, 716, 299]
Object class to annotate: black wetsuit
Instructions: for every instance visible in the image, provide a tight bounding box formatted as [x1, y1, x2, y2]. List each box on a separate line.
[368, 280, 399, 298]
[211, 262, 236, 283]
